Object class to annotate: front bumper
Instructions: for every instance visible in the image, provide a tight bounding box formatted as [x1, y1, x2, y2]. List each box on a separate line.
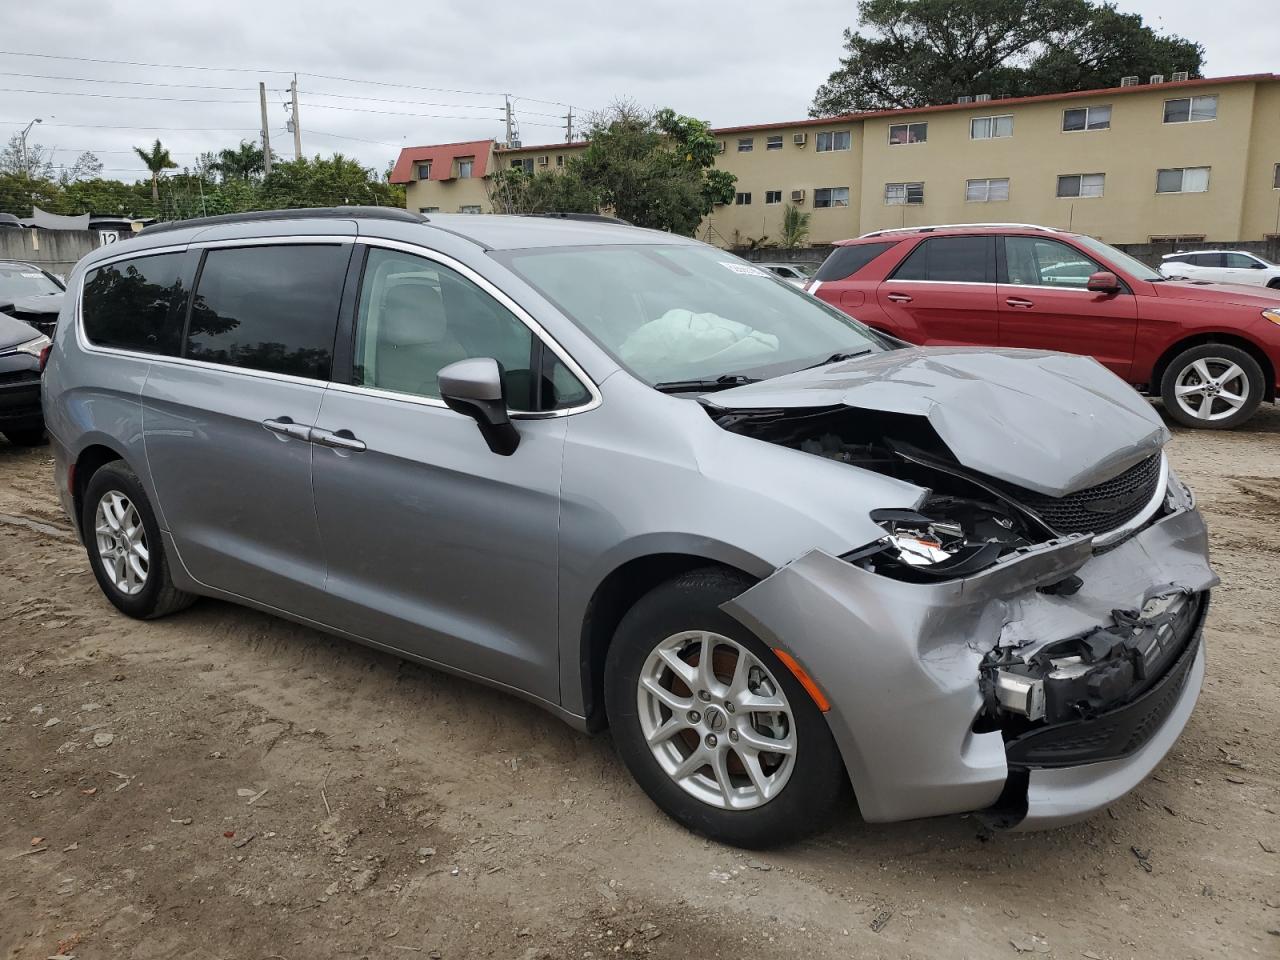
[722, 505, 1216, 828]
[0, 373, 43, 429]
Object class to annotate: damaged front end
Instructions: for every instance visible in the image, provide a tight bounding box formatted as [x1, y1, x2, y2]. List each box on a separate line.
[708, 350, 1216, 829]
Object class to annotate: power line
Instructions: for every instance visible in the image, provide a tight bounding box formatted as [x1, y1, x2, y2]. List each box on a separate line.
[0, 86, 257, 104]
[306, 128, 404, 148]
[0, 70, 259, 92]
[299, 100, 564, 127]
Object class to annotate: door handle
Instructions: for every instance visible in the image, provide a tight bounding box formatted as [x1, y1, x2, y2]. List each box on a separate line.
[311, 428, 367, 452]
[262, 416, 312, 441]
[886, 292, 913, 303]
[1005, 297, 1034, 308]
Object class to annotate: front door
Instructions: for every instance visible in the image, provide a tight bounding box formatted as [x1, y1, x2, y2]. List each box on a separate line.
[997, 235, 1138, 379]
[142, 241, 352, 611]
[310, 244, 573, 704]
[878, 234, 1000, 345]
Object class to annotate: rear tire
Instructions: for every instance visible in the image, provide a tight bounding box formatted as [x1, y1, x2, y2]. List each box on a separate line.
[82, 461, 196, 619]
[2, 427, 46, 446]
[604, 567, 847, 848]
[1159, 344, 1264, 430]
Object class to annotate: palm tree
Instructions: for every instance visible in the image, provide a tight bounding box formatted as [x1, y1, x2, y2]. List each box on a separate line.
[781, 205, 811, 249]
[133, 139, 177, 203]
[212, 140, 266, 182]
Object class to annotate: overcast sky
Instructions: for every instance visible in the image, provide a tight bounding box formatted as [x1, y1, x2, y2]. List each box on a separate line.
[1, 0, 1275, 183]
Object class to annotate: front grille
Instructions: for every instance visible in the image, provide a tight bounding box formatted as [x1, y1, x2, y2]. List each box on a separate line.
[0, 369, 40, 386]
[1009, 453, 1163, 536]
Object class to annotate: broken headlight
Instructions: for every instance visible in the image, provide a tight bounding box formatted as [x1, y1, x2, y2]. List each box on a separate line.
[860, 496, 1031, 580]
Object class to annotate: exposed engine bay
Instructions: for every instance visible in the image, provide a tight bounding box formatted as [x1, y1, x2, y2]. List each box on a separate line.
[708, 404, 1169, 584]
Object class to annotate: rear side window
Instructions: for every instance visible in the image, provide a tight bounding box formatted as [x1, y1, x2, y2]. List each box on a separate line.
[82, 253, 185, 355]
[813, 242, 898, 282]
[892, 236, 994, 283]
[186, 244, 349, 380]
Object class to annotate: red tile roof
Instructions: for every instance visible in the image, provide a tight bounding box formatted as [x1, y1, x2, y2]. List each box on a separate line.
[390, 139, 493, 184]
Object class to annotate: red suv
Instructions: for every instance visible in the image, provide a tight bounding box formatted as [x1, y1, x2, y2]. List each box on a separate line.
[808, 224, 1280, 429]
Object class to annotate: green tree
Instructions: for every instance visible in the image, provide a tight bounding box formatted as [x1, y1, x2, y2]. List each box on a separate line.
[0, 134, 56, 179]
[811, 0, 1204, 114]
[486, 167, 600, 215]
[133, 139, 178, 203]
[259, 154, 405, 209]
[780, 205, 811, 249]
[212, 140, 267, 181]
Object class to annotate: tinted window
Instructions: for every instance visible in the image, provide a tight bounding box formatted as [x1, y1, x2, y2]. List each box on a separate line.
[1004, 237, 1100, 288]
[186, 245, 348, 379]
[353, 247, 585, 411]
[892, 236, 993, 282]
[814, 242, 898, 281]
[1223, 253, 1256, 268]
[82, 253, 185, 355]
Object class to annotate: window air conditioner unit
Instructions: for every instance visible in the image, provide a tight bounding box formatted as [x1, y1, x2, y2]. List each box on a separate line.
[1150, 74, 1165, 84]
[975, 93, 992, 102]
[956, 95, 974, 103]
[1172, 70, 1189, 82]
[792, 132, 807, 146]
[790, 189, 805, 203]
[537, 155, 549, 166]
[1120, 76, 1140, 87]
[509, 139, 522, 148]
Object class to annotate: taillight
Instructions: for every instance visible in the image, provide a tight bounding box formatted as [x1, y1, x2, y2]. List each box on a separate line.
[38, 344, 51, 371]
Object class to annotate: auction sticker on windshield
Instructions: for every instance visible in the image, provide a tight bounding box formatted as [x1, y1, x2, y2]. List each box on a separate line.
[719, 262, 770, 277]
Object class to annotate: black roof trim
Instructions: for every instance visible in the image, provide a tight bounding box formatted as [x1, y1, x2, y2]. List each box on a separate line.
[527, 212, 632, 225]
[140, 206, 426, 236]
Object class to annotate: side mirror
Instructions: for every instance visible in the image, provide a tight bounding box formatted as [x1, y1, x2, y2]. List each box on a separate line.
[1250, 261, 1266, 269]
[1086, 270, 1120, 293]
[438, 358, 520, 456]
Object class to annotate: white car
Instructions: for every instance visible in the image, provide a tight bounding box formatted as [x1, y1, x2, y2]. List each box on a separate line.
[757, 262, 815, 287]
[1159, 250, 1280, 288]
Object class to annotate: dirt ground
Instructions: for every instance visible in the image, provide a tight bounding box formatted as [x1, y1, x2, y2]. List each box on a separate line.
[1, 405, 1277, 960]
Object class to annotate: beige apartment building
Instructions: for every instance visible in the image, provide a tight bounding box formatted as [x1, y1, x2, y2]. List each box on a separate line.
[391, 73, 1280, 247]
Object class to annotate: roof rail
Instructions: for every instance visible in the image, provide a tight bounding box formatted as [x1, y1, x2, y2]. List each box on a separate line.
[858, 222, 1060, 238]
[526, 212, 632, 225]
[140, 206, 426, 236]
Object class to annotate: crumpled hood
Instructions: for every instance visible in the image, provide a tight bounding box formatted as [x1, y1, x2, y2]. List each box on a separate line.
[1153, 279, 1280, 308]
[709, 346, 1170, 497]
[2, 291, 65, 316]
[0, 311, 43, 349]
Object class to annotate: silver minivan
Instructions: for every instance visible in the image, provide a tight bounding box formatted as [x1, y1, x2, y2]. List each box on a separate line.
[44, 208, 1216, 847]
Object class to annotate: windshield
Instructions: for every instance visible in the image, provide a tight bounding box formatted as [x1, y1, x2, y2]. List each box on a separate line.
[498, 244, 885, 386]
[1072, 236, 1163, 281]
[0, 263, 63, 302]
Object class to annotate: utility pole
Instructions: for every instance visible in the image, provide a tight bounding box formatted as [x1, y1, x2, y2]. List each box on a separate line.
[290, 74, 302, 159]
[504, 95, 513, 147]
[565, 107, 573, 143]
[19, 117, 42, 175]
[259, 82, 272, 176]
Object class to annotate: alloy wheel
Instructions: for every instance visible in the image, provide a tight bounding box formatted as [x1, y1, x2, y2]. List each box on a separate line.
[636, 630, 797, 810]
[1172, 357, 1250, 423]
[94, 490, 149, 595]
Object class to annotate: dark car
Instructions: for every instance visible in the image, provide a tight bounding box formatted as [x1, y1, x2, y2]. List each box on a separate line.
[0, 260, 62, 445]
[808, 224, 1280, 429]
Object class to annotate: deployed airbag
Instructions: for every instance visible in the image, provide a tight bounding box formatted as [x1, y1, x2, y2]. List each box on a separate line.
[620, 309, 779, 375]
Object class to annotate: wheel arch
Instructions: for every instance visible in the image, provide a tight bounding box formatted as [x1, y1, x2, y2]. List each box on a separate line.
[1151, 333, 1275, 403]
[577, 551, 764, 733]
[71, 442, 129, 538]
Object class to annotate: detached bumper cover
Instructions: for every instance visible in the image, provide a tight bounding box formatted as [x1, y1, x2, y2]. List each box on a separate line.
[0, 372, 42, 427]
[721, 507, 1216, 826]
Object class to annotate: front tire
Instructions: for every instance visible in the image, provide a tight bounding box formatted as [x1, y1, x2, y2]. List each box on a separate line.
[604, 568, 847, 848]
[1159, 344, 1264, 429]
[82, 461, 196, 619]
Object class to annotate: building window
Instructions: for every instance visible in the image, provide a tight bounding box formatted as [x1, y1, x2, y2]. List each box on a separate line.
[459, 205, 482, 214]
[419, 206, 440, 214]
[965, 178, 1009, 202]
[735, 192, 752, 205]
[813, 187, 850, 208]
[1156, 166, 1210, 193]
[885, 182, 924, 205]
[457, 157, 474, 179]
[1150, 234, 1206, 243]
[510, 158, 534, 174]
[1164, 95, 1217, 123]
[766, 135, 783, 150]
[416, 162, 432, 179]
[1273, 163, 1279, 188]
[556, 155, 564, 167]
[971, 115, 1013, 139]
[1056, 173, 1105, 198]
[738, 137, 754, 152]
[1062, 105, 1111, 132]
[888, 122, 927, 145]
[816, 130, 851, 152]
[765, 190, 783, 204]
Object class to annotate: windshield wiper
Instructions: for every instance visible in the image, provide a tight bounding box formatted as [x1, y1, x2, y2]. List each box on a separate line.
[802, 349, 872, 371]
[653, 374, 759, 394]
